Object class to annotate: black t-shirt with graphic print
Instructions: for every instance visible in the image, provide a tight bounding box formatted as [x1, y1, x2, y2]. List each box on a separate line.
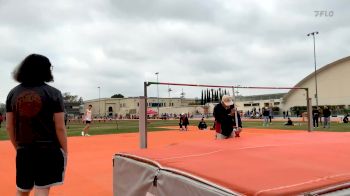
[6, 82, 64, 146]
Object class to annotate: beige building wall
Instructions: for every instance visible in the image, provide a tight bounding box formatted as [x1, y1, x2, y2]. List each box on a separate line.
[158, 106, 202, 116]
[282, 56, 350, 111]
[236, 99, 282, 112]
[84, 97, 197, 117]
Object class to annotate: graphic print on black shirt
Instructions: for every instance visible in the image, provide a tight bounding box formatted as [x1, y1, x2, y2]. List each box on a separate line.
[6, 83, 64, 146]
[16, 90, 42, 117]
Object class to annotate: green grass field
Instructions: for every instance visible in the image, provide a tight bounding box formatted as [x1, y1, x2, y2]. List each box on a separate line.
[0, 119, 349, 140]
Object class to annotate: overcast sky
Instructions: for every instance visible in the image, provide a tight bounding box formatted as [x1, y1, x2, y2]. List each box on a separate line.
[1, 0, 349, 103]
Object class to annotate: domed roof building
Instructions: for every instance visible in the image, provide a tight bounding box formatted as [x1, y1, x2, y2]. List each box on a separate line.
[282, 56, 350, 114]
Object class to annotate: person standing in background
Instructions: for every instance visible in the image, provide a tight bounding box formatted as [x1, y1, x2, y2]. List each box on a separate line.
[0, 113, 3, 128]
[179, 113, 183, 130]
[312, 107, 320, 128]
[6, 54, 67, 196]
[323, 106, 331, 128]
[318, 107, 323, 126]
[181, 114, 189, 131]
[268, 107, 273, 123]
[64, 111, 68, 127]
[262, 107, 270, 127]
[82, 105, 92, 136]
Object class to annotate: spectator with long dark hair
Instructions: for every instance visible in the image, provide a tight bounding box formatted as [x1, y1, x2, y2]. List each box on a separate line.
[6, 54, 67, 196]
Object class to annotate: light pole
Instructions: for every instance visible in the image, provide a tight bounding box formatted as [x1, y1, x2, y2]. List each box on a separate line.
[168, 85, 172, 98]
[235, 85, 240, 101]
[155, 72, 159, 115]
[98, 86, 101, 117]
[307, 31, 319, 107]
[168, 85, 172, 107]
[180, 88, 185, 105]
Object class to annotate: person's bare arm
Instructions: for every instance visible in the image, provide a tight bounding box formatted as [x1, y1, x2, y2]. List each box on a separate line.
[54, 112, 68, 154]
[6, 112, 17, 150]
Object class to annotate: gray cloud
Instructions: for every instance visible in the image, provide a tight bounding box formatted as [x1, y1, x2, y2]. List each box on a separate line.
[108, 0, 221, 22]
[1, 0, 350, 103]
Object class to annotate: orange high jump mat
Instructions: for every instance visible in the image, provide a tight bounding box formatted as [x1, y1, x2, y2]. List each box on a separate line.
[114, 131, 350, 195]
[1, 127, 350, 195]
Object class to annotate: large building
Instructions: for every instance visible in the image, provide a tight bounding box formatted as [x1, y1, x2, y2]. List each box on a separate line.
[84, 97, 198, 118]
[282, 56, 350, 113]
[84, 56, 350, 118]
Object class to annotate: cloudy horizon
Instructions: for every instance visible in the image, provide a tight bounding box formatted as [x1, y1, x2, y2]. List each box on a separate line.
[1, 0, 349, 103]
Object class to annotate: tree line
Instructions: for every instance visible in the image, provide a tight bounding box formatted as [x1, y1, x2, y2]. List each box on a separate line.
[200, 88, 230, 105]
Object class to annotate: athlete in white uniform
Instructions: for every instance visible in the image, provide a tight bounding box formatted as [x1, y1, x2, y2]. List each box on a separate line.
[82, 105, 92, 136]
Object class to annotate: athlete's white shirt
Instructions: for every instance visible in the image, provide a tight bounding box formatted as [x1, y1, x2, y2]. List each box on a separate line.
[85, 109, 92, 121]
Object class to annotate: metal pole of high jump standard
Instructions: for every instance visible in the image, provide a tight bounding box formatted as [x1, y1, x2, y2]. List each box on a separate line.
[306, 88, 313, 132]
[140, 81, 309, 148]
[139, 82, 148, 148]
[231, 87, 239, 131]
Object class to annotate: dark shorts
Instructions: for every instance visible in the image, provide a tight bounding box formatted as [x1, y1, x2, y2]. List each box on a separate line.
[86, 120, 91, 124]
[16, 145, 66, 191]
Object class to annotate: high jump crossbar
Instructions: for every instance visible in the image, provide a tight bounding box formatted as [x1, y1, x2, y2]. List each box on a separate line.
[139, 82, 312, 149]
[147, 82, 308, 90]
